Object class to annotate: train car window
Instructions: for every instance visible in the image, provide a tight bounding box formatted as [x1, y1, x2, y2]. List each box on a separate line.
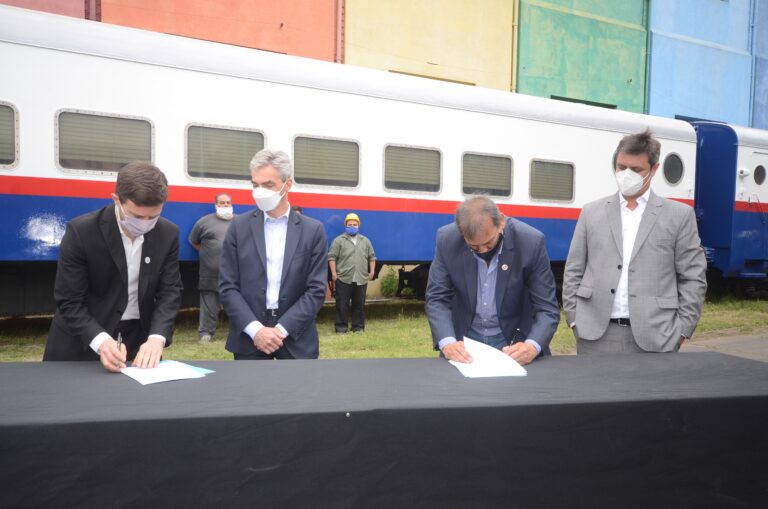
[0, 103, 17, 166]
[187, 125, 263, 180]
[384, 145, 440, 192]
[58, 111, 151, 172]
[462, 153, 512, 197]
[294, 136, 359, 187]
[755, 165, 766, 186]
[663, 154, 684, 185]
[530, 160, 574, 201]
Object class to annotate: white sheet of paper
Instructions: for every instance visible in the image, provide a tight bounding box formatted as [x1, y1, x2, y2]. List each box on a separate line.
[121, 360, 207, 385]
[448, 337, 527, 378]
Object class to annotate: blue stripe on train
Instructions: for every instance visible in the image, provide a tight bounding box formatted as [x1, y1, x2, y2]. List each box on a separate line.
[1, 194, 578, 264]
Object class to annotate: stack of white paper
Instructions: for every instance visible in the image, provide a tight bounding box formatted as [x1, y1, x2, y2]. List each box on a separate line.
[449, 337, 527, 378]
[121, 360, 215, 385]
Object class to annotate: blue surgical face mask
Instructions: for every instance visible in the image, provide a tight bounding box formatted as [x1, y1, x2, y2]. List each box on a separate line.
[345, 226, 359, 236]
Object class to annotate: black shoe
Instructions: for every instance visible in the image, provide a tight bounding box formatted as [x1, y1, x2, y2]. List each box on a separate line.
[335, 329, 348, 334]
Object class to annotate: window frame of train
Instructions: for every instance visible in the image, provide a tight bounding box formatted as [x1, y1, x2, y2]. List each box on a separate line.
[461, 152, 512, 197]
[292, 134, 360, 188]
[55, 109, 153, 175]
[0, 101, 19, 169]
[383, 143, 442, 194]
[529, 159, 575, 202]
[186, 123, 265, 181]
[662, 153, 684, 186]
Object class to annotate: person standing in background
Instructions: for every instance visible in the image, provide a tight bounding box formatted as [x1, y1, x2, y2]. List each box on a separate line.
[189, 193, 233, 344]
[328, 213, 376, 333]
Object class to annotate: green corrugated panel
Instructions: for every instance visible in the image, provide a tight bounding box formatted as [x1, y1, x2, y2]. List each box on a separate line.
[517, 0, 647, 113]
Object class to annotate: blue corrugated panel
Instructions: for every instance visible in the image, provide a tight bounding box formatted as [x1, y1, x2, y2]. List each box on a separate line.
[648, 0, 752, 125]
[754, 0, 768, 128]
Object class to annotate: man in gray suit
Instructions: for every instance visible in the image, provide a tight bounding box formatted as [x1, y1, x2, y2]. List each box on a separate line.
[563, 129, 707, 354]
[219, 149, 327, 359]
[426, 196, 560, 365]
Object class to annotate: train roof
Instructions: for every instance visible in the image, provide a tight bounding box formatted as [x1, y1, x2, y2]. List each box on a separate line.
[691, 121, 768, 150]
[1, 4, 696, 143]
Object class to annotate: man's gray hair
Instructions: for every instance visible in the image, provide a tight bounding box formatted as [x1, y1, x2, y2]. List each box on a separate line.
[455, 196, 502, 238]
[250, 149, 293, 181]
[612, 128, 661, 168]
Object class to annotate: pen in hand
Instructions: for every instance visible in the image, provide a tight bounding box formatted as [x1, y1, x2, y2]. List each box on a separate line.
[116, 332, 124, 369]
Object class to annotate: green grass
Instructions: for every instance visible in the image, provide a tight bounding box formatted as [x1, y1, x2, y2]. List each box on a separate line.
[1, 298, 765, 362]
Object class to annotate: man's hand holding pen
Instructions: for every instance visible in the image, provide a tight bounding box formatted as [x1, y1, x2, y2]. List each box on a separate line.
[99, 332, 126, 373]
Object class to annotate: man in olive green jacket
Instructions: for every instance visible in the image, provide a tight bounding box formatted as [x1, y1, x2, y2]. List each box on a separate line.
[328, 213, 376, 333]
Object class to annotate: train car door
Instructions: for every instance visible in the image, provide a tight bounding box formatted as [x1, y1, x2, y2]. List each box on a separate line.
[691, 122, 738, 274]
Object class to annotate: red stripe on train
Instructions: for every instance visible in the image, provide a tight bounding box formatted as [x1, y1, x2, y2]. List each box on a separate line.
[1, 174, 585, 219]
[734, 201, 768, 213]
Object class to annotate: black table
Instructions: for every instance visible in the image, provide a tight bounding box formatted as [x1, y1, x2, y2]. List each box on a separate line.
[2, 353, 767, 508]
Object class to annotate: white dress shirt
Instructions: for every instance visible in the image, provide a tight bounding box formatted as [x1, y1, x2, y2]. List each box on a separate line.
[610, 189, 651, 319]
[90, 207, 166, 354]
[244, 205, 291, 339]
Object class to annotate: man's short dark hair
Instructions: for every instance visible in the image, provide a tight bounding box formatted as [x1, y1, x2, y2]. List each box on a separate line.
[612, 129, 661, 169]
[116, 161, 168, 206]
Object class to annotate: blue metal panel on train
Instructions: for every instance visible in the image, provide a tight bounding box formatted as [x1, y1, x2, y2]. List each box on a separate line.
[692, 122, 737, 263]
[754, 0, 768, 128]
[648, 0, 752, 124]
[0, 194, 577, 265]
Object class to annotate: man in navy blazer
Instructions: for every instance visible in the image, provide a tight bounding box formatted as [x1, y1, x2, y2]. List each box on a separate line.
[426, 196, 560, 365]
[219, 149, 327, 359]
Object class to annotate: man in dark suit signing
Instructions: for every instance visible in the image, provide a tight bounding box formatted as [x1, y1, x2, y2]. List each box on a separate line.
[426, 196, 560, 365]
[44, 161, 183, 372]
[219, 149, 327, 360]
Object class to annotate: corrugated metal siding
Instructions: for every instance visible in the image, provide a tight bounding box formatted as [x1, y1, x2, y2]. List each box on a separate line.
[344, 0, 515, 91]
[516, 0, 647, 113]
[647, 0, 752, 125]
[754, 0, 768, 129]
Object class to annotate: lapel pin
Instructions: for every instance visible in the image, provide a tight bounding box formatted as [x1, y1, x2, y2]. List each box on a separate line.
[501, 264, 508, 271]
[144, 257, 151, 264]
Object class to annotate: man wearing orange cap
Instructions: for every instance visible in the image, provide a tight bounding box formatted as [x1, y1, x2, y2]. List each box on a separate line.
[328, 212, 377, 333]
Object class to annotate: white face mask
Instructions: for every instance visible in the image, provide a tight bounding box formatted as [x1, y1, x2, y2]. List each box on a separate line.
[216, 206, 233, 220]
[252, 182, 286, 212]
[614, 169, 650, 197]
[118, 202, 159, 237]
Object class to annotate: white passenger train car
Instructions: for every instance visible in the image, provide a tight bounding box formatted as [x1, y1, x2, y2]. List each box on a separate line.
[0, 5, 698, 313]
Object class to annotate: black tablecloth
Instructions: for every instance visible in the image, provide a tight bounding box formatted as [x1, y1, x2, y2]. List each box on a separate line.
[1, 353, 767, 508]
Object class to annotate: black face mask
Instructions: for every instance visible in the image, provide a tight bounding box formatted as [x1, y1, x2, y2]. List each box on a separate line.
[473, 232, 503, 262]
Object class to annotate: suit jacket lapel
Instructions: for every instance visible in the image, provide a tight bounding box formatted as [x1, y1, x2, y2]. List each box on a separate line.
[100, 204, 128, 287]
[630, 191, 661, 264]
[281, 211, 301, 282]
[139, 229, 153, 302]
[495, 222, 514, 311]
[249, 209, 267, 270]
[606, 194, 623, 257]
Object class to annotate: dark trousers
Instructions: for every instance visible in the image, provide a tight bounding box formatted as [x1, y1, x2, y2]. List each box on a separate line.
[198, 290, 222, 337]
[233, 310, 295, 360]
[335, 280, 366, 332]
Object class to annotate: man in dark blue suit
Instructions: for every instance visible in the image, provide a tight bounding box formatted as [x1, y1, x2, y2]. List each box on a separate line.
[426, 196, 560, 365]
[219, 149, 327, 360]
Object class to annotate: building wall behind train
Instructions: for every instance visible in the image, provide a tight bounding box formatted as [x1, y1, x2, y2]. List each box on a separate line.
[0, 0, 84, 17]
[344, 0, 516, 90]
[647, 0, 753, 126]
[754, 0, 768, 129]
[516, 0, 648, 113]
[98, 0, 340, 61]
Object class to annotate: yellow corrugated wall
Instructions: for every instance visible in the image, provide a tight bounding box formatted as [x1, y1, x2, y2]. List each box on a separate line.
[345, 0, 516, 90]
